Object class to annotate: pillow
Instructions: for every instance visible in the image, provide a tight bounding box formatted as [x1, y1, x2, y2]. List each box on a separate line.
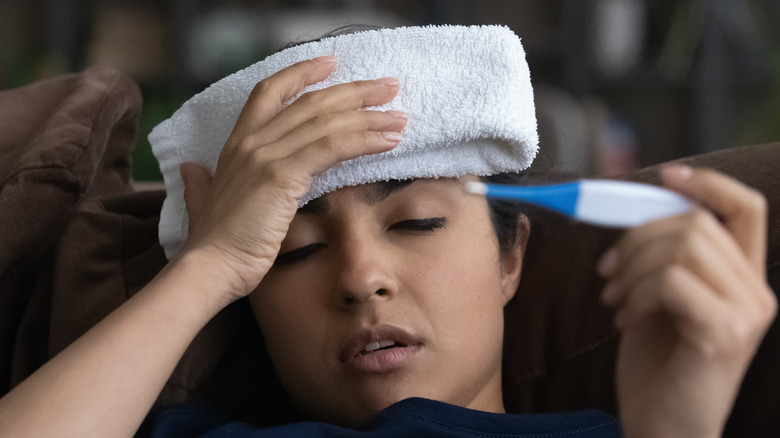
[0, 66, 140, 272]
[0, 66, 141, 393]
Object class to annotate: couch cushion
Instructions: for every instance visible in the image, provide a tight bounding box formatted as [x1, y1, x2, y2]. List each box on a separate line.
[0, 66, 140, 272]
[0, 67, 141, 394]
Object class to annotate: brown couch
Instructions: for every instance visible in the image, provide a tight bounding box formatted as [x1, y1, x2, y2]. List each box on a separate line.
[1, 68, 778, 436]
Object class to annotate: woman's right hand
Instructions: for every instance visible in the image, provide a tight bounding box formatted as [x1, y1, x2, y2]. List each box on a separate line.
[176, 56, 407, 305]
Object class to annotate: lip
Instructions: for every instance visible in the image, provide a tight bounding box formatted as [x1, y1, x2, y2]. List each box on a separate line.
[339, 324, 422, 374]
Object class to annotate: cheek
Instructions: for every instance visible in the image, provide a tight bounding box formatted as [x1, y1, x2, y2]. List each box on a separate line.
[249, 275, 333, 377]
[252, 261, 336, 325]
[412, 227, 505, 316]
[411, 227, 508, 381]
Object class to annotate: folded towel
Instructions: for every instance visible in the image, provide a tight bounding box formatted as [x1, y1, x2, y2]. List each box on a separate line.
[150, 24, 538, 259]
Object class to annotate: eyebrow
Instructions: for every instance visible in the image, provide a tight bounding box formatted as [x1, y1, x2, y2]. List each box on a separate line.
[297, 179, 417, 215]
[363, 179, 416, 206]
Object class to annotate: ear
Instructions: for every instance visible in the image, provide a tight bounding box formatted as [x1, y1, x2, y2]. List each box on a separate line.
[500, 214, 530, 306]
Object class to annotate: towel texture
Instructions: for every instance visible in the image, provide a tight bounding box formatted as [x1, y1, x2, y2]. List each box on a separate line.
[151, 25, 538, 259]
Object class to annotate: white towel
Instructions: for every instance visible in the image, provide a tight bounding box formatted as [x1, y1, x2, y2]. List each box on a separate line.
[150, 24, 538, 259]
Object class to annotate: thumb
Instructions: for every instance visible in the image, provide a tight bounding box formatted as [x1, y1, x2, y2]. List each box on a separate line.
[180, 162, 212, 225]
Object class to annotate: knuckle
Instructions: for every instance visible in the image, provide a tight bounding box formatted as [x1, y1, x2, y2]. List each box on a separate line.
[250, 79, 275, 100]
[350, 80, 372, 90]
[359, 130, 378, 144]
[711, 314, 762, 356]
[262, 158, 288, 181]
[248, 147, 272, 168]
[272, 155, 313, 188]
[688, 209, 715, 229]
[307, 113, 335, 129]
[686, 315, 742, 359]
[725, 317, 756, 346]
[743, 188, 767, 217]
[235, 138, 257, 157]
[657, 265, 684, 291]
[670, 232, 698, 265]
[296, 90, 324, 106]
[316, 135, 338, 154]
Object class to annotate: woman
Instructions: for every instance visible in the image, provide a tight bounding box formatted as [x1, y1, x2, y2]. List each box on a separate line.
[0, 25, 775, 437]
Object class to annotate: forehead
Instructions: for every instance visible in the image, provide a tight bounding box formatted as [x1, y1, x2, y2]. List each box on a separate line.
[298, 178, 464, 215]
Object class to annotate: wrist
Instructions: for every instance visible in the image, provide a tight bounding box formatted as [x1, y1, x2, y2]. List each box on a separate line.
[156, 247, 251, 317]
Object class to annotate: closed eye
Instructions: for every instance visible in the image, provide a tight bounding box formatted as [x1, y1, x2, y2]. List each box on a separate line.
[388, 217, 447, 232]
[275, 243, 325, 266]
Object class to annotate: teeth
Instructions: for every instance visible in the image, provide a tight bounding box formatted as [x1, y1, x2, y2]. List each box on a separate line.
[362, 339, 396, 353]
[378, 339, 395, 348]
[364, 341, 381, 353]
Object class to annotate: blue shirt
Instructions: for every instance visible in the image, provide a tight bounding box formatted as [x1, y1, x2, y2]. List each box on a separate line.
[150, 397, 622, 437]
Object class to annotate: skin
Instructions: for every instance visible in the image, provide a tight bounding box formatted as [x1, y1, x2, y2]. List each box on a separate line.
[0, 56, 775, 438]
[251, 176, 525, 426]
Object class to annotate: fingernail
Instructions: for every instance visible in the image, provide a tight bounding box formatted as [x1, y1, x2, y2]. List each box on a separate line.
[377, 77, 400, 87]
[382, 132, 403, 143]
[314, 55, 336, 64]
[597, 248, 619, 276]
[601, 282, 621, 306]
[386, 110, 408, 121]
[661, 164, 693, 181]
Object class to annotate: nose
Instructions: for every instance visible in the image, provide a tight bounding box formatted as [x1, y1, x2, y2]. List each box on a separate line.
[333, 235, 397, 309]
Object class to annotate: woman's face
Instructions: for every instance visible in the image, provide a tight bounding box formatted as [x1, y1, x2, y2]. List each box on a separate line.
[249, 176, 527, 426]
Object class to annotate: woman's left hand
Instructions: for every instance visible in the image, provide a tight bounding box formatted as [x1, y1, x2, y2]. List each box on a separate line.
[598, 165, 777, 438]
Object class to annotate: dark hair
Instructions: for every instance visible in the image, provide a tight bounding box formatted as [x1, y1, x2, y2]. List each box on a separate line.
[482, 173, 530, 253]
[281, 24, 385, 50]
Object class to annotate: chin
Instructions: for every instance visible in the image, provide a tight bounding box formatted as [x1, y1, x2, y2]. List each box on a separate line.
[296, 379, 433, 427]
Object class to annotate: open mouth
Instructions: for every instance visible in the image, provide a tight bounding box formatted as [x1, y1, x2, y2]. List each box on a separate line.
[359, 340, 408, 356]
[340, 326, 421, 373]
[339, 324, 421, 366]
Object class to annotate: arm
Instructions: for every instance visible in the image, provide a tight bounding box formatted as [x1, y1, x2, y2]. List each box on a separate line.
[0, 56, 406, 437]
[599, 165, 777, 438]
[0, 254, 228, 437]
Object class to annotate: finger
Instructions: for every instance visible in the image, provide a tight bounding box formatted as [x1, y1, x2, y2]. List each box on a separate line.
[613, 265, 720, 339]
[602, 233, 756, 310]
[600, 212, 755, 304]
[229, 56, 337, 143]
[598, 210, 729, 277]
[617, 264, 774, 364]
[245, 109, 408, 161]
[276, 130, 402, 179]
[180, 162, 213, 227]
[661, 165, 767, 271]
[257, 78, 401, 145]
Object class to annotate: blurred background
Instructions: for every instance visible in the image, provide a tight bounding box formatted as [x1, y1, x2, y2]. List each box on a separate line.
[2, 0, 780, 181]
